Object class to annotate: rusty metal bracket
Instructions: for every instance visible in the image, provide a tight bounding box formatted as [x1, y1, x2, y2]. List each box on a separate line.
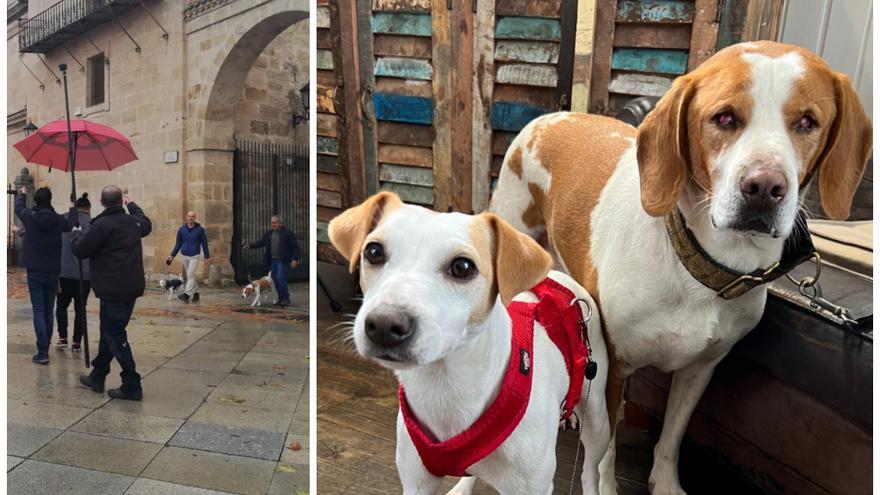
[138, 0, 169, 40]
[18, 54, 45, 91]
[112, 15, 141, 53]
[36, 54, 61, 84]
[63, 46, 85, 73]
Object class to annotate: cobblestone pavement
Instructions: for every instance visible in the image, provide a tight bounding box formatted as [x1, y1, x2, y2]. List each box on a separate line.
[7, 269, 310, 495]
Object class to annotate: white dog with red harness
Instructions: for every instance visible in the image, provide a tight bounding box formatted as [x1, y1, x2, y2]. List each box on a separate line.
[329, 192, 610, 494]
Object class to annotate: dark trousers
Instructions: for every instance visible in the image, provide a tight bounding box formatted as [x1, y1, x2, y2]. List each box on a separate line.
[26, 270, 58, 358]
[56, 277, 91, 343]
[270, 259, 290, 301]
[90, 299, 142, 393]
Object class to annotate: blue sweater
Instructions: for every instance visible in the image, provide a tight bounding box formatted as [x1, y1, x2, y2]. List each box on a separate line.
[170, 223, 210, 258]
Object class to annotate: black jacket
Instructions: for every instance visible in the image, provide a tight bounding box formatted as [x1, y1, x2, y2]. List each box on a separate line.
[71, 202, 152, 301]
[14, 193, 74, 273]
[248, 227, 301, 267]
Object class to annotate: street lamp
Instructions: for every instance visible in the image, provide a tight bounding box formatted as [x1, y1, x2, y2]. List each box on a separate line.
[293, 83, 309, 127]
[22, 120, 38, 136]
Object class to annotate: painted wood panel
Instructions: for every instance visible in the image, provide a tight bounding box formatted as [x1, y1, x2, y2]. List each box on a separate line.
[372, 92, 433, 124]
[376, 121, 434, 147]
[317, 113, 337, 137]
[317, 172, 342, 192]
[317, 136, 339, 155]
[371, 13, 433, 37]
[372, 0, 431, 12]
[494, 40, 560, 64]
[490, 101, 549, 132]
[318, 189, 343, 209]
[316, 80, 336, 114]
[495, 17, 562, 41]
[317, 50, 334, 70]
[373, 34, 433, 59]
[380, 182, 434, 205]
[496, 0, 561, 18]
[317, 28, 332, 49]
[317, 154, 339, 173]
[379, 163, 434, 187]
[614, 23, 692, 49]
[496, 63, 559, 87]
[374, 57, 433, 80]
[493, 84, 557, 109]
[377, 144, 433, 168]
[491, 131, 518, 156]
[318, 206, 341, 224]
[316, 6, 330, 28]
[611, 48, 688, 75]
[608, 73, 674, 97]
[616, 0, 695, 23]
[374, 77, 432, 98]
[316, 223, 330, 243]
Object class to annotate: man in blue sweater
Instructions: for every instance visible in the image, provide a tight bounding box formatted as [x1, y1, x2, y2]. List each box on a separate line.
[166, 211, 210, 303]
[14, 186, 74, 364]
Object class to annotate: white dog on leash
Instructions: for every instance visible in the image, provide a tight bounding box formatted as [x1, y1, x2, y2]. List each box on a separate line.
[241, 275, 276, 307]
[329, 192, 611, 494]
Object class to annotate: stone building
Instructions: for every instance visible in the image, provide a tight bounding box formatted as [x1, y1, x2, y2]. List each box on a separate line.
[6, 0, 310, 282]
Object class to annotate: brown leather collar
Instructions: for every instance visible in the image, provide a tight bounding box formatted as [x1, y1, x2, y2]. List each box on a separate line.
[664, 209, 815, 299]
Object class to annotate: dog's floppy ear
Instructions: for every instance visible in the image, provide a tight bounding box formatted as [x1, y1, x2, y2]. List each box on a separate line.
[815, 74, 873, 220]
[328, 192, 404, 272]
[636, 76, 695, 217]
[482, 212, 552, 306]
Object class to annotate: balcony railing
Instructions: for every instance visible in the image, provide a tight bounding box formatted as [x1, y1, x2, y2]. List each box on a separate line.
[18, 0, 142, 54]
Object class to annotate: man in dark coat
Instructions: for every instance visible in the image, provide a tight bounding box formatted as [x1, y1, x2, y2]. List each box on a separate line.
[243, 215, 301, 307]
[14, 186, 74, 364]
[72, 185, 151, 400]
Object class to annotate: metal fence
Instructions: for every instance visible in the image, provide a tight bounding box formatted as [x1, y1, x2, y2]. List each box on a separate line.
[231, 140, 309, 284]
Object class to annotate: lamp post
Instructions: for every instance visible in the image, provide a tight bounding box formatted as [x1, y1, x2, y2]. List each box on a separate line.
[23, 120, 38, 136]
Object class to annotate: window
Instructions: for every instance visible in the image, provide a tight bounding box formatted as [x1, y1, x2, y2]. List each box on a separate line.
[86, 53, 105, 107]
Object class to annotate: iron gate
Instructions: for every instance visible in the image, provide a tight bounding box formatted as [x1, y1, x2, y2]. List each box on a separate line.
[232, 140, 309, 284]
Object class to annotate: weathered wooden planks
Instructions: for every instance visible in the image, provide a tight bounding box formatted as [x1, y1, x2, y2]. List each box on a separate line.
[611, 48, 688, 75]
[494, 40, 560, 64]
[374, 57, 433, 80]
[614, 23, 692, 49]
[432, 0, 452, 211]
[496, 0, 561, 18]
[589, 0, 619, 115]
[380, 182, 434, 205]
[491, 131, 518, 156]
[318, 189, 343, 209]
[491, 101, 548, 132]
[317, 49, 334, 70]
[317, 206, 342, 224]
[371, 13, 432, 37]
[616, 0, 695, 23]
[372, 0, 431, 12]
[316, 80, 336, 113]
[317, 28, 332, 49]
[608, 72, 674, 97]
[376, 121, 434, 147]
[317, 136, 339, 155]
[316, 5, 331, 28]
[687, 0, 720, 71]
[372, 92, 433, 124]
[317, 154, 339, 173]
[374, 77, 432, 98]
[377, 144, 433, 168]
[379, 163, 434, 187]
[493, 84, 557, 109]
[471, 0, 495, 212]
[373, 34, 432, 59]
[317, 172, 343, 192]
[495, 17, 562, 41]
[317, 113, 338, 137]
[496, 63, 559, 87]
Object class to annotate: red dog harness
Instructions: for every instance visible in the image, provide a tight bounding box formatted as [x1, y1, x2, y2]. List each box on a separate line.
[399, 278, 594, 477]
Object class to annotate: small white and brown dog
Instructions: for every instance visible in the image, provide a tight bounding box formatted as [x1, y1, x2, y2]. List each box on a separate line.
[159, 276, 184, 300]
[329, 192, 610, 494]
[241, 276, 276, 307]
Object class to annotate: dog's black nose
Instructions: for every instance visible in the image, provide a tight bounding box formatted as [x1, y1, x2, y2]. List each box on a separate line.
[740, 169, 787, 209]
[365, 308, 414, 348]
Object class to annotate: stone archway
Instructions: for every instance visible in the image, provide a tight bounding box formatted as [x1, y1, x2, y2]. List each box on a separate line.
[183, 0, 309, 280]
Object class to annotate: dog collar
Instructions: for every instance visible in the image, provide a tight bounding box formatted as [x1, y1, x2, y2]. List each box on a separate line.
[664, 209, 815, 299]
[399, 278, 593, 477]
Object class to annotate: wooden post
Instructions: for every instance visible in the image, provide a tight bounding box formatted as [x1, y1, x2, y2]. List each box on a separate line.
[588, 0, 617, 115]
[450, 0, 474, 213]
[471, 0, 494, 212]
[432, 0, 453, 211]
[687, 0, 720, 71]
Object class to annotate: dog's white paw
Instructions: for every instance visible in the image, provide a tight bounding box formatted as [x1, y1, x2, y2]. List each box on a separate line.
[648, 469, 686, 495]
[598, 477, 618, 495]
[446, 477, 477, 495]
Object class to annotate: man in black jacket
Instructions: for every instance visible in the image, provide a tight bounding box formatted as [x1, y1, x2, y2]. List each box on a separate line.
[72, 185, 151, 400]
[14, 187, 74, 364]
[243, 215, 301, 307]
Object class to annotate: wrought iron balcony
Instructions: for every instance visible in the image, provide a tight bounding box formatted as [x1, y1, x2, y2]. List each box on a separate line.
[18, 0, 143, 54]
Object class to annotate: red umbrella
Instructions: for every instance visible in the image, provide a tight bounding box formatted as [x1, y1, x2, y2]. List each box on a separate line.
[13, 119, 138, 172]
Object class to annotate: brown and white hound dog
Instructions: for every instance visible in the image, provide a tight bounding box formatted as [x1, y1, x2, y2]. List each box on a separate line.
[489, 41, 871, 495]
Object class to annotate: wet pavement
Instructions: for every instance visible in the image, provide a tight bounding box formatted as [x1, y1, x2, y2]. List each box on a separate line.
[7, 269, 310, 495]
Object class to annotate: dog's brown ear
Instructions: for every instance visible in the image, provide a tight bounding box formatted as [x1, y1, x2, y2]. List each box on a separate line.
[636, 76, 695, 217]
[482, 212, 552, 306]
[816, 74, 873, 220]
[328, 192, 404, 272]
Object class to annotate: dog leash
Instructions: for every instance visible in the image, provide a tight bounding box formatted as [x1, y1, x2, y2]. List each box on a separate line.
[567, 297, 596, 495]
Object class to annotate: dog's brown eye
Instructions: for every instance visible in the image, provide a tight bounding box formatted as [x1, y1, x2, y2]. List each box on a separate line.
[714, 112, 737, 130]
[795, 115, 815, 133]
[363, 242, 385, 265]
[449, 257, 478, 280]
